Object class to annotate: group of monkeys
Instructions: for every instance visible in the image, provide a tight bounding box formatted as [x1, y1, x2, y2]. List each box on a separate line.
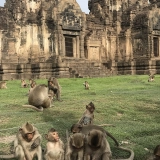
[0, 100, 159, 160]
[0, 102, 134, 160]
[0, 77, 160, 160]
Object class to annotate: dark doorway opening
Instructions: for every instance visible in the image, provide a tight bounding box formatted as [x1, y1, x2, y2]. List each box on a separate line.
[65, 36, 73, 57]
[153, 37, 159, 57]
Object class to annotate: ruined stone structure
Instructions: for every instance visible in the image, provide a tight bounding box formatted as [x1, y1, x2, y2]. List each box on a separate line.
[0, 0, 160, 80]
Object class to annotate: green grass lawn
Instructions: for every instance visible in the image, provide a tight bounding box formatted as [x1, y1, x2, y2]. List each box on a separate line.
[0, 75, 160, 159]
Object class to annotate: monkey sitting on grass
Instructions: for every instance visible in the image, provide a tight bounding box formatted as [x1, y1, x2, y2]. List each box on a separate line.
[78, 102, 95, 125]
[0, 81, 7, 89]
[83, 81, 89, 90]
[148, 74, 155, 82]
[44, 128, 64, 160]
[78, 102, 115, 127]
[0, 122, 42, 160]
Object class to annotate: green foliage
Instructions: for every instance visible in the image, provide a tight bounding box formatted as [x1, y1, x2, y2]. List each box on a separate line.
[0, 75, 160, 159]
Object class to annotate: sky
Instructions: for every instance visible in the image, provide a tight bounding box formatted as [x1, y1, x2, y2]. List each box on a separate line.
[0, 0, 90, 14]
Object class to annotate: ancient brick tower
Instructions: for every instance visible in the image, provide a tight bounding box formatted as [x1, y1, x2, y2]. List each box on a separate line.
[0, 0, 160, 80]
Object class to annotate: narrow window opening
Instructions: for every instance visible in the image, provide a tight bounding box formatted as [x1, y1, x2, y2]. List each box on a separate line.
[153, 37, 159, 57]
[65, 36, 73, 57]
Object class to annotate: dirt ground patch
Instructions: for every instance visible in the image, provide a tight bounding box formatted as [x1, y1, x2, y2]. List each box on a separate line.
[0, 135, 16, 144]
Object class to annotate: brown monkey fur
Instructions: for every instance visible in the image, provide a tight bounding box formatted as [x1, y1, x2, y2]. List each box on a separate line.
[44, 128, 64, 160]
[48, 77, 61, 101]
[28, 79, 37, 93]
[0, 81, 7, 89]
[148, 74, 155, 82]
[78, 102, 95, 125]
[153, 145, 160, 160]
[23, 84, 52, 111]
[83, 81, 89, 90]
[78, 102, 114, 127]
[84, 129, 112, 160]
[21, 79, 29, 88]
[71, 123, 119, 147]
[65, 130, 85, 160]
[84, 129, 134, 160]
[0, 122, 42, 160]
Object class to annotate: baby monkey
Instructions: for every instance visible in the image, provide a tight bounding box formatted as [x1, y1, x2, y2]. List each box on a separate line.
[0, 81, 7, 89]
[21, 79, 29, 88]
[83, 81, 89, 90]
[44, 128, 64, 160]
[153, 145, 160, 160]
[148, 74, 155, 82]
[78, 102, 95, 125]
[28, 79, 37, 93]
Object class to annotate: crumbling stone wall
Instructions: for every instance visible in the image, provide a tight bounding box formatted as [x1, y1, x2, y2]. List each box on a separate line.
[1, 0, 160, 80]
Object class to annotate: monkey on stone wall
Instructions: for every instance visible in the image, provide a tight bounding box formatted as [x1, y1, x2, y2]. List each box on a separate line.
[48, 77, 61, 101]
[44, 128, 64, 160]
[0, 81, 7, 89]
[0, 122, 42, 160]
[23, 84, 52, 111]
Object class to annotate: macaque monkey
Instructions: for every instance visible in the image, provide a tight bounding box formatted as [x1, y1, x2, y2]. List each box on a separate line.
[84, 129, 134, 160]
[65, 130, 85, 160]
[44, 128, 64, 160]
[21, 79, 28, 88]
[29, 79, 37, 88]
[78, 102, 95, 125]
[0, 122, 42, 160]
[83, 81, 89, 90]
[148, 74, 155, 82]
[28, 79, 37, 93]
[48, 77, 61, 101]
[153, 145, 160, 160]
[78, 102, 114, 127]
[71, 124, 119, 147]
[23, 84, 52, 111]
[84, 129, 112, 160]
[0, 81, 7, 89]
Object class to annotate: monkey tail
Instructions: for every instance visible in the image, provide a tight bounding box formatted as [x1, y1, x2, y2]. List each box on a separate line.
[105, 130, 119, 147]
[0, 154, 15, 159]
[112, 146, 134, 160]
[22, 105, 43, 112]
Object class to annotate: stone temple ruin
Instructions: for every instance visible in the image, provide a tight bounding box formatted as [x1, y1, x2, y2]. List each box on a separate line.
[0, 0, 160, 80]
